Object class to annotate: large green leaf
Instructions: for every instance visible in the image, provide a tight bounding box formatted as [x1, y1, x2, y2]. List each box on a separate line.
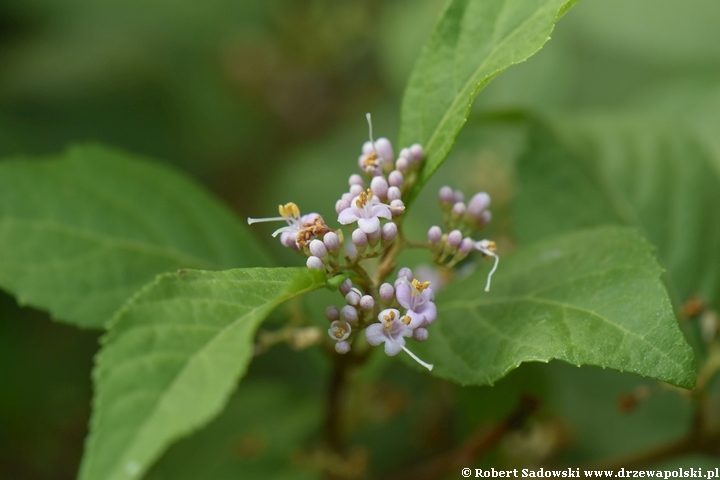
[398, 0, 578, 204]
[414, 227, 695, 388]
[514, 118, 720, 306]
[0, 145, 272, 328]
[79, 267, 325, 480]
[146, 381, 321, 480]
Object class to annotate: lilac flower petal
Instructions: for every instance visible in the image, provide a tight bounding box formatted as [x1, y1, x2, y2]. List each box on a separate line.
[384, 339, 404, 356]
[338, 209, 360, 225]
[395, 283, 412, 309]
[365, 323, 386, 346]
[358, 216, 380, 234]
[369, 203, 392, 219]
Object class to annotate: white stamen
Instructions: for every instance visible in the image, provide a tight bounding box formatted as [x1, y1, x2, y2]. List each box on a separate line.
[366, 112, 378, 154]
[271, 225, 296, 237]
[247, 216, 287, 225]
[480, 249, 499, 292]
[402, 346, 434, 371]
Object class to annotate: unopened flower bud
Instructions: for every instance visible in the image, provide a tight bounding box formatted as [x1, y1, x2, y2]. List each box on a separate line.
[453, 190, 464, 204]
[335, 341, 351, 354]
[281, 233, 297, 249]
[460, 237, 474, 254]
[362, 141, 374, 155]
[345, 288, 361, 306]
[452, 202, 466, 217]
[307, 256, 324, 270]
[480, 210, 492, 225]
[396, 157, 409, 172]
[341, 192, 353, 203]
[428, 226, 442, 243]
[389, 199, 405, 216]
[387, 186, 402, 201]
[439, 186, 454, 204]
[397, 267, 413, 283]
[323, 232, 340, 251]
[360, 295, 375, 312]
[339, 278, 353, 295]
[379, 283, 395, 303]
[447, 230, 462, 247]
[350, 184, 363, 196]
[375, 137, 394, 163]
[381, 222, 398, 242]
[352, 228, 368, 248]
[413, 327, 429, 342]
[388, 170, 404, 187]
[309, 239, 327, 258]
[349, 174, 365, 188]
[341, 305, 358, 322]
[399, 147, 411, 160]
[410, 143, 424, 161]
[325, 305, 340, 321]
[468, 192, 491, 217]
[370, 176, 389, 200]
[344, 240, 358, 260]
[335, 199, 350, 215]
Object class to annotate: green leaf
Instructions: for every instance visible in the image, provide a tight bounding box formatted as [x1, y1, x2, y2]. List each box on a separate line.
[398, 0, 578, 204]
[79, 267, 326, 480]
[0, 145, 272, 328]
[514, 118, 720, 306]
[146, 382, 322, 480]
[415, 227, 695, 388]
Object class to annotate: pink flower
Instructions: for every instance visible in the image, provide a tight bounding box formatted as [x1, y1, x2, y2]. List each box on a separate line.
[337, 189, 391, 234]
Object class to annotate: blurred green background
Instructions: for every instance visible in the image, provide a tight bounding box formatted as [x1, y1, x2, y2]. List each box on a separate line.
[2, 0, 720, 478]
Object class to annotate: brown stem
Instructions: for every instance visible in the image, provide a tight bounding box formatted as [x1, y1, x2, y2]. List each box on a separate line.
[386, 394, 540, 480]
[323, 355, 349, 453]
[581, 431, 720, 471]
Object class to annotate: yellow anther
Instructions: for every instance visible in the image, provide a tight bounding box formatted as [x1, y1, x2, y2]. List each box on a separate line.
[411, 279, 431, 295]
[382, 310, 396, 322]
[333, 327, 346, 339]
[355, 189, 374, 208]
[401, 315, 411, 325]
[486, 240, 497, 253]
[362, 152, 378, 168]
[278, 202, 300, 219]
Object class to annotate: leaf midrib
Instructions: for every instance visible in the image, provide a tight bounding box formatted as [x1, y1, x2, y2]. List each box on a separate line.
[420, 2, 557, 159]
[94, 276, 319, 480]
[441, 295, 685, 372]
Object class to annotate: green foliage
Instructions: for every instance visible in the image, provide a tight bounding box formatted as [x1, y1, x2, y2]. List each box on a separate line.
[399, 0, 577, 204]
[146, 382, 322, 480]
[79, 267, 325, 480]
[515, 118, 720, 305]
[0, 145, 271, 328]
[415, 227, 695, 388]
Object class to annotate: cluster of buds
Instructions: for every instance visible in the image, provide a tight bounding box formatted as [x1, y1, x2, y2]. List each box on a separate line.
[248, 114, 499, 370]
[428, 187, 499, 291]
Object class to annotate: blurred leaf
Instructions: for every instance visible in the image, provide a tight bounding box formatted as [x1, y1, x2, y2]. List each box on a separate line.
[79, 267, 326, 480]
[415, 227, 695, 388]
[146, 382, 321, 480]
[514, 117, 720, 306]
[0, 145, 272, 328]
[398, 0, 578, 205]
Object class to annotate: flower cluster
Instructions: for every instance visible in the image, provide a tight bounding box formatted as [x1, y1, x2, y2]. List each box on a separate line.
[248, 114, 499, 370]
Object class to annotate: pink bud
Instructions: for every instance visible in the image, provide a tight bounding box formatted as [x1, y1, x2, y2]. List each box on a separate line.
[460, 237, 474, 254]
[375, 137, 394, 163]
[325, 306, 340, 321]
[306, 256, 324, 270]
[370, 176, 389, 200]
[438, 186, 453, 203]
[468, 192, 491, 217]
[447, 230, 462, 247]
[309, 239, 327, 258]
[381, 222, 398, 242]
[395, 157, 409, 172]
[428, 226, 442, 243]
[348, 174, 365, 188]
[323, 232, 340, 251]
[335, 341, 350, 354]
[339, 278, 353, 295]
[341, 305, 358, 322]
[413, 328, 429, 342]
[387, 186, 402, 201]
[452, 202, 466, 216]
[410, 143, 424, 161]
[379, 283, 395, 303]
[352, 228, 368, 248]
[359, 295, 375, 311]
[388, 170, 404, 187]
